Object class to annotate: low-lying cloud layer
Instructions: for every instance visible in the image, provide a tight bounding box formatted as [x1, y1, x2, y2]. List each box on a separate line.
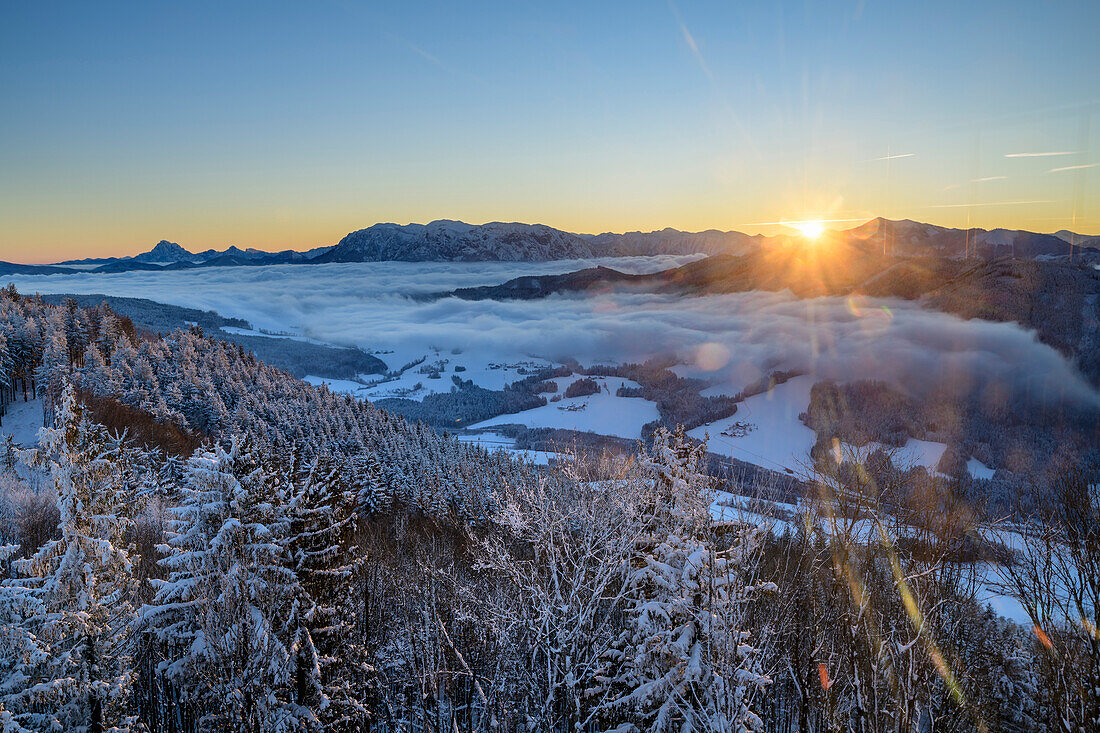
[10, 258, 1099, 412]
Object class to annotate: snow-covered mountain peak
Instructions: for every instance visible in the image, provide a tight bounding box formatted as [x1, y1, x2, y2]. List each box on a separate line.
[312, 220, 596, 262]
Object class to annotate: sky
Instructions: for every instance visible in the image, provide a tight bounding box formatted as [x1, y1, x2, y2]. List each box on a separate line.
[2, 0, 1098, 262]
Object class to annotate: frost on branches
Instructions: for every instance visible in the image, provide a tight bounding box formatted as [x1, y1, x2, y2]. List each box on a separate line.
[140, 437, 313, 732]
[600, 427, 773, 733]
[0, 385, 139, 732]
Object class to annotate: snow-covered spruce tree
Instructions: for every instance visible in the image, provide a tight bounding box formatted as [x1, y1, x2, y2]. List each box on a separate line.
[353, 451, 392, 516]
[0, 539, 41, 733]
[1, 385, 139, 732]
[599, 427, 772, 733]
[0, 334, 12, 419]
[79, 343, 110, 397]
[141, 437, 311, 732]
[34, 333, 67, 423]
[286, 452, 373, 730]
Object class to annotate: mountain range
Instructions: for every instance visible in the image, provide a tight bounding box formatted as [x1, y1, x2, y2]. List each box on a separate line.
[3, 218, 1098, 276]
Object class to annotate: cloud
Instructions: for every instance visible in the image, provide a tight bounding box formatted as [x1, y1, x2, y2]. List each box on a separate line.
[8, 258, 1098, 415]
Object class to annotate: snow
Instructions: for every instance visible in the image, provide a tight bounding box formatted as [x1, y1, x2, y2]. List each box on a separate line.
[867, 438, 997, 478]
[891, 438, 948, 471]
[977, 229, 1015, 247]
[707, 489, 1034, 626]
[469, 376, 659, 439]
[690, 377, 995, 479]
[456, 432, 560, 464]
[976, 564, 1032, 625]
[967, 457, 997, 480]
[0, 398, 44, 447]
[455, 431, 512, 446]
[361, 353, 555, 402]
[688, 376, 817, 476]
[220, 326, 342, 347]
[303, 376, 370, 395]
[709, 491, 799, 535]
[700, 383, 738, 398]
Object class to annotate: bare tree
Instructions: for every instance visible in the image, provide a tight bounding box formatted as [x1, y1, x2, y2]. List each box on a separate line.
[992, 467, 1100, 732]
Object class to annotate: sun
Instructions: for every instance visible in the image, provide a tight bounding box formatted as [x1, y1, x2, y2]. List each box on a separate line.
[793, 220, 826, 240]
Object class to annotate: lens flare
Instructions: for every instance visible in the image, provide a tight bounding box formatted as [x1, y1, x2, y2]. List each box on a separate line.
[794, 220, 826, 239]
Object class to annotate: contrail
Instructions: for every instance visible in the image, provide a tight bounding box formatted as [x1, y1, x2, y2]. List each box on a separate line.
[1048, 163, 1098, 173]
[927, 200, 1057, 208]
[390, 34, 491, 88]
[666, 0, 758, 156]
[1004, 151, 1078, 158]
[874, 153, 916, 161]
[667, 0, 714, 82]
[745, 218, 869, 226]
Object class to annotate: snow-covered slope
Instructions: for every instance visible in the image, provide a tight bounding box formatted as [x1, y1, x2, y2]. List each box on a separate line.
[313, 220, 597, 262]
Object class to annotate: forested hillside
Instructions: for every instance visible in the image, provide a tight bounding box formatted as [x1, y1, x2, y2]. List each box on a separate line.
[0, 287, 1096, 732]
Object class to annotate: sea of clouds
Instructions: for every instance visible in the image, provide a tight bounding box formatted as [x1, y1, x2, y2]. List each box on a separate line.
[9, 257, 1099, 411]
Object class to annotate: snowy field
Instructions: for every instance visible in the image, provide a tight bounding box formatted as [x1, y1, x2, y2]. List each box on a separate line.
[688, 377, 994, 479]
[8, 259, 1098, 476]
[455, 432, 560, 465]
[689, 377, 818, 475]
[470, 376, 660, 439]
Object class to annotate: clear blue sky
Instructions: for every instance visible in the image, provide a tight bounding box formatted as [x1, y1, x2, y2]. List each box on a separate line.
[2, 0, 1098, 261]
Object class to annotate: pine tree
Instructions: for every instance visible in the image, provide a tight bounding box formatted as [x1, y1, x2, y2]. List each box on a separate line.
[601, 427, 771, 733]
[35, 332, 65, 407]
[0, 334, 12, 420]
[356, 451, 391, 515]
[80, 342, 109, 396]
[287, 453, 374, 730]
[0, 540, 40, 733]
[141, 437, 310, 732]
[1, 385, 138, 732]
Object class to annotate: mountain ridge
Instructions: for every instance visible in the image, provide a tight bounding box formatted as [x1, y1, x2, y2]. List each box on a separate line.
[312, 220, 596, 262]
[7, 217, 1099, 274]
